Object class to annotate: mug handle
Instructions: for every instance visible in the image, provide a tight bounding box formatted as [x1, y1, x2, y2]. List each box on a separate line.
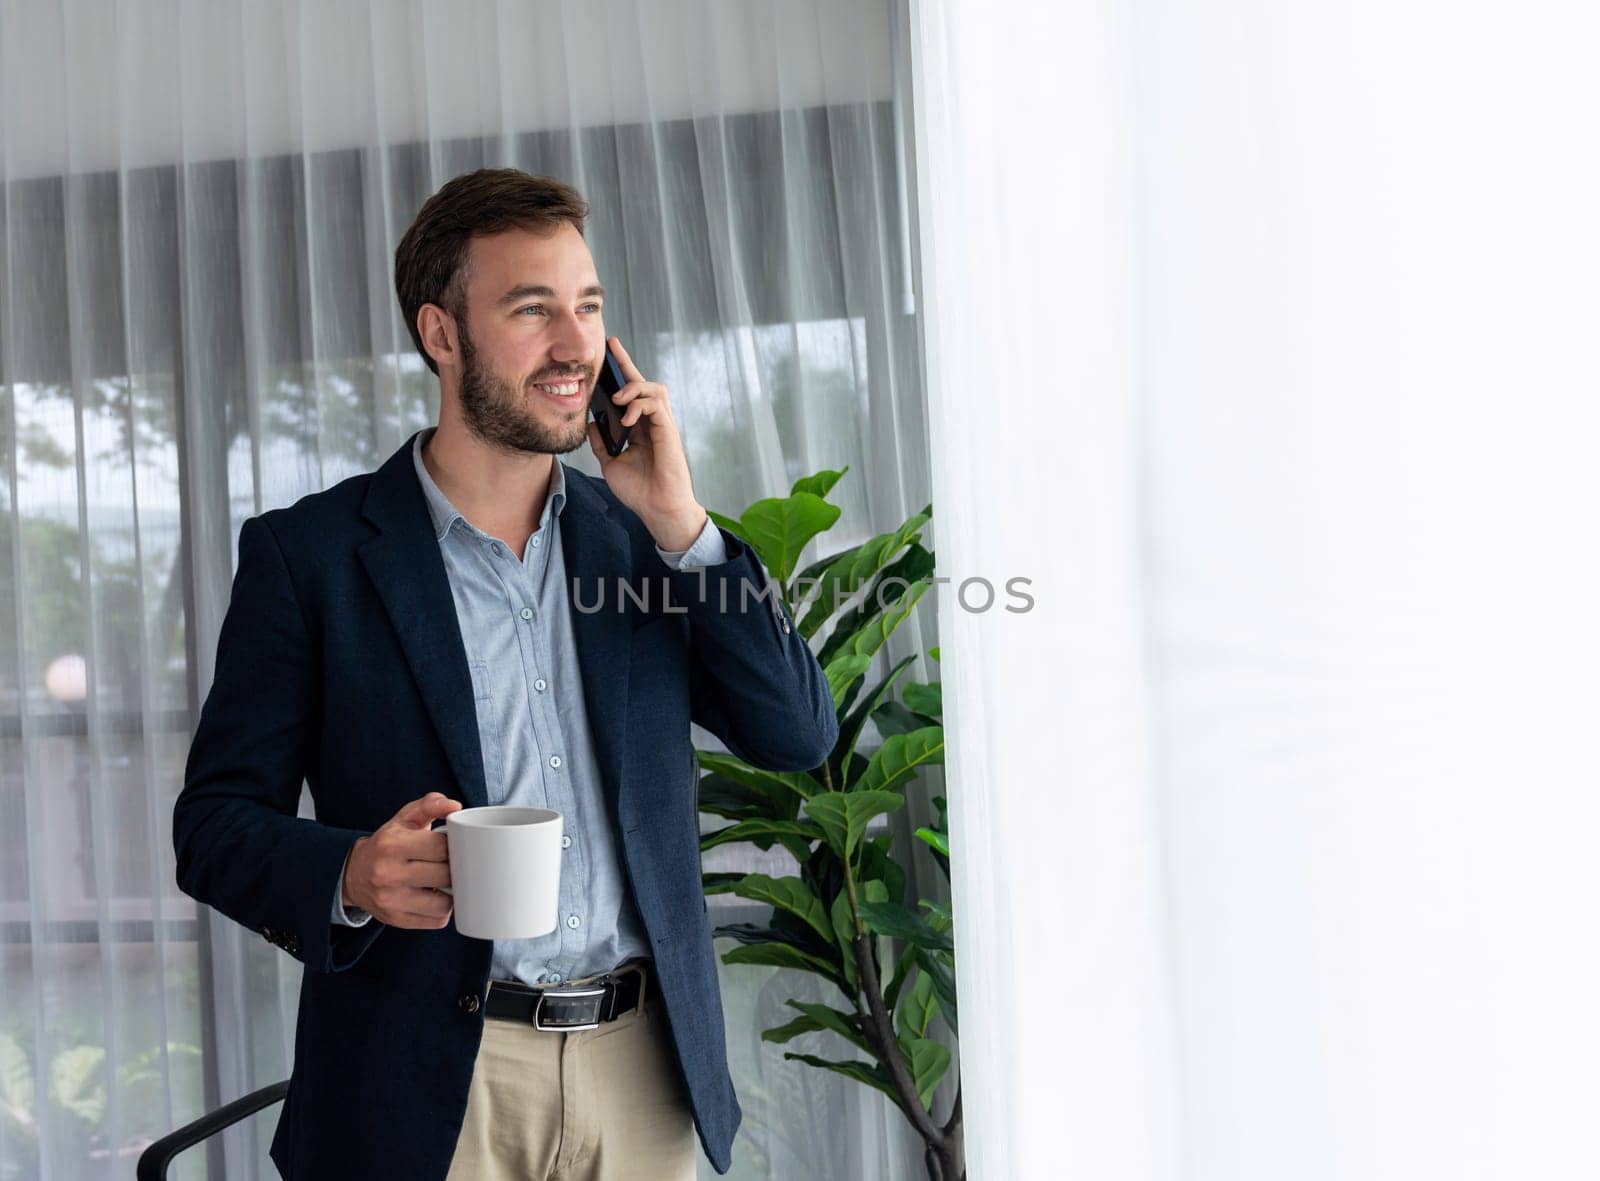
[430, 818, 452, 895]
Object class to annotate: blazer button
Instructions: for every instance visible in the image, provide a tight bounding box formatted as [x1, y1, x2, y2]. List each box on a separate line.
[459, 994, 481, 1014]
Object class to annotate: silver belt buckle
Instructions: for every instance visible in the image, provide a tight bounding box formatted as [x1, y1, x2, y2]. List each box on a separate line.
[533, 984, 606, 1032]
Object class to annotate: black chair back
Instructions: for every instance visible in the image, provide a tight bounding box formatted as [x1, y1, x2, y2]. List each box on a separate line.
[135, 1080, 289, 1181]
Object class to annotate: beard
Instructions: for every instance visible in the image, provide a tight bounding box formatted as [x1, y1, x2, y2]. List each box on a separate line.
[456, 323, 591, 455]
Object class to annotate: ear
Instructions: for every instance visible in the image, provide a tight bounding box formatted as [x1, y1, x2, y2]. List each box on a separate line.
[417, 303, 460, 372]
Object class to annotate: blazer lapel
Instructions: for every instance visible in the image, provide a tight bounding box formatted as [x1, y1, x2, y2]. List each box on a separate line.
[556, 464, 636, 820]
[357, 434, 488, 808]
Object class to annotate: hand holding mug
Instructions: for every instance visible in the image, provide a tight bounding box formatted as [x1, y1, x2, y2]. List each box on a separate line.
[342, 792, 461, 929]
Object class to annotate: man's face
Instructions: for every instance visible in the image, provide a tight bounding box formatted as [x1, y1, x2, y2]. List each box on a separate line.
[451, 222, 606, 455]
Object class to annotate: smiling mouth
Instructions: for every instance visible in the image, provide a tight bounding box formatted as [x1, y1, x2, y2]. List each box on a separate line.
[530, 375, 589, 402]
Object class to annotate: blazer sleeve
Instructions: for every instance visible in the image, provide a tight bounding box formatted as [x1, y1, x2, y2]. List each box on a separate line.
[669, 526, 839, 772]
[173, 514, 382, 973]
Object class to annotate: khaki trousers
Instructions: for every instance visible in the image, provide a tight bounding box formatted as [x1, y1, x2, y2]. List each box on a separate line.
[446, 965, 697, 1181]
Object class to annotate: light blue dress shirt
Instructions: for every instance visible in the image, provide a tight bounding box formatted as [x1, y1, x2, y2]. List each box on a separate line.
[330, 426, 726, 987]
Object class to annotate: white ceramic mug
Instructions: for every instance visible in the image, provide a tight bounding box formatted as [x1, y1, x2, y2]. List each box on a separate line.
[441, 806, 564, 939]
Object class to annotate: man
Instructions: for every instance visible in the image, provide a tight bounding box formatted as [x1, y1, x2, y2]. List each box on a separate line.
[172, 168, 837, 1180]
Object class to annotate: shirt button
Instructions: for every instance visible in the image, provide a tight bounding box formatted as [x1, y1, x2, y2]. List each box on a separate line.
[549, 755, 562, 769]
[458, 994, 480, 1014]
[492, 543, 505, 555]
[519, 607, 533, 620]
[534, 678, 547, 692]
[566, 915, 581, 929]
[561, 835, 572, 849]
[532, 535, 542, 547]
[548, 972, 562, 983]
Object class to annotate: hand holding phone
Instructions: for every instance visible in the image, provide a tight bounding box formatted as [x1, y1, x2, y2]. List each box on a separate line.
[590, 344, 631, 457]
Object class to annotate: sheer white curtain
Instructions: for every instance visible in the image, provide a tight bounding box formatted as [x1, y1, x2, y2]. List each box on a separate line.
[913, 0, 1600, 1177]
[0, 1, 938, 1177]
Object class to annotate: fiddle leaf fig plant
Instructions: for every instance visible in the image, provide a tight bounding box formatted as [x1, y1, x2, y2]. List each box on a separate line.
[698, 469, 962, 1181]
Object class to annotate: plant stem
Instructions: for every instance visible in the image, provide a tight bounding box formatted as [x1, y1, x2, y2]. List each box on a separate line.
[852, 929, 946, 1148]
[942, 1078, 963, 1139]
[841, 844, 862, 936]
[941, 1080, 965, 1178]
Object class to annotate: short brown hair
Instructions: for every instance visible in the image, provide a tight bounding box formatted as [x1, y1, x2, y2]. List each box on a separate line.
[393, 168, 590, 374]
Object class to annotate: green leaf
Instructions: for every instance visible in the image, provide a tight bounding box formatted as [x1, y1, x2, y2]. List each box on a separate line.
[803, 840, 843, 900]
[858, 838, 907, 906]
[712, 924, 836, 974]
[726, 874, 833, 943]
[767, 907, 846, 961]
[762, 1012, 827, 1044]
[797, 513, 931, 637]
[805, 791, 905, 860]
[833, 750, 870, 792]
[714, 922, 792, 946]
[854, 727, 945, 797]
[833, 579, 932, 666]
[829, 889, 860, 992]
[784, 1000, 872, 1054]
[883, 944, 919, 1012]
[781, 1052, 901, 1103]
[817, 542, 937, 666]
[899, 1036, 952, 1111]
[914, 827, 950, 859]
[795, 539, 861, 590]
[695, 751, 819, 808]
[699, 818, 824, 853]
[702, 872, 745, 894]
[928, 646, 941, 662]
[896, 970, 939, 1041]
[833, 654, 917, 786]
[693, 771, 777, 822]
[900, 681, 942, 719]
[737, 493, 843, 583]
[823, 653, 873, 709]
[721, 942, 847, 986]
[871, 700, 936, 738]
[918, 899, 953, 932]
[707, 508, 751, 545]
[914, 949, 960, 1034]
[790, 467, 849, 500]
[858, 900, 955, 951]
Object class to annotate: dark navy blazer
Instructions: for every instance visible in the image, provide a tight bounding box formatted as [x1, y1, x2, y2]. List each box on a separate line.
[172, 432, 837, 1178]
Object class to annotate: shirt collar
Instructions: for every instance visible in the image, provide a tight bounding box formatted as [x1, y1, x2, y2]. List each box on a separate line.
[411, 426, 568, 543]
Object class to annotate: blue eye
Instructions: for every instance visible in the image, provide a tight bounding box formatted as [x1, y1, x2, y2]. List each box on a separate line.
[519, 305, 546, 316]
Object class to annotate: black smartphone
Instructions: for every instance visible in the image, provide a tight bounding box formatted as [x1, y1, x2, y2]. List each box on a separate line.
[590, 344, 631, 457]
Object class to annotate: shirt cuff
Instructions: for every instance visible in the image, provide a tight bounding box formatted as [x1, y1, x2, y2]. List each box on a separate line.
[655, 514, 727, 570]
[331, 846, 372, 927]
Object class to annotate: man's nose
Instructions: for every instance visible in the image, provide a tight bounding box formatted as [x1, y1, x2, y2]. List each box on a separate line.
[548, 313, 595, 366]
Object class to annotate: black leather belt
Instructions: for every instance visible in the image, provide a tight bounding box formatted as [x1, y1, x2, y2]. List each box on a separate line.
[483, 962, 648, 1033]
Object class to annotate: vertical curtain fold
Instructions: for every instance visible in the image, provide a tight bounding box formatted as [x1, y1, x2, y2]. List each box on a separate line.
[908, 0, 1185, 1178]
